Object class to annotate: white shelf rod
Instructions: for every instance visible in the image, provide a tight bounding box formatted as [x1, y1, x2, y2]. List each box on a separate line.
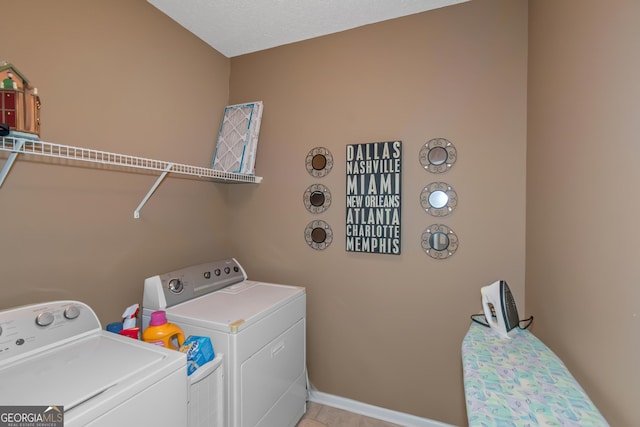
[0, 136, 262, 217]
[134, 163, 173, 219]
[0, 138, 25, 188]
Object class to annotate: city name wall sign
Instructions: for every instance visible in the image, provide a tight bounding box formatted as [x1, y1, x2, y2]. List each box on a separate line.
[346, 141, 402, 254]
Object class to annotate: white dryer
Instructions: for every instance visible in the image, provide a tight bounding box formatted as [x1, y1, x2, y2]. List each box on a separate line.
[0, 300, 187, 426]
[142, 258, 306, 427]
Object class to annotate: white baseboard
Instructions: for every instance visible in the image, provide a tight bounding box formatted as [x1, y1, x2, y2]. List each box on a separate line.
[307, 390, 456, 427]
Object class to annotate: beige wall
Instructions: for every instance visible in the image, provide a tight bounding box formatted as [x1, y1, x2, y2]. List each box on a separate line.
[12, 1, 625, 426]
[527, 1, 640, 425]
[228, 1, 527, 425]
[1, 0, 232, 324]
[3, 0, 635, 425]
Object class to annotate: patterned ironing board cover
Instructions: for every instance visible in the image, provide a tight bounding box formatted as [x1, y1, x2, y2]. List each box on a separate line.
[462, 322, 609, 426]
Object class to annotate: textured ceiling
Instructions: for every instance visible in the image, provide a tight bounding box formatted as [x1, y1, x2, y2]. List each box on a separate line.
[147, 0, 470, 58]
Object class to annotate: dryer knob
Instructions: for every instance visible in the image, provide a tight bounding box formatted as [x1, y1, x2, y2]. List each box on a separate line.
[168, 278, 184, 294]
[36, 311, 54, 327]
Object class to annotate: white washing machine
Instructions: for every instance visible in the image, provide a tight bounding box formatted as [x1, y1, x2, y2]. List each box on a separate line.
[0, 300, 187, 426]
[142, 258, 307, 427]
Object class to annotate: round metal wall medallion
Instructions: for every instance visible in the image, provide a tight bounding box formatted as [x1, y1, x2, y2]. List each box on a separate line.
[303, 183, 332, 214]
[421, 224, 458, 259]
[305, 220, 333, 250]
[419, 138, 457, 173]
[305, 147, 334, 178]
[420, 182, 458, 217]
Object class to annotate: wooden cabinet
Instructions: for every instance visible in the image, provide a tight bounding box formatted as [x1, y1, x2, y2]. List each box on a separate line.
[0, 63, 41, 137]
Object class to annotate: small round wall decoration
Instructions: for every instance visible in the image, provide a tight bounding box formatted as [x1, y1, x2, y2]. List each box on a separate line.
[304, 220, 333, 250]
[420, 182, 458, 217]
[419, 138, 457, 173]
[303, 183, 332, 214]
[421, 224, 459, 259]
[305, 147, 334, 178]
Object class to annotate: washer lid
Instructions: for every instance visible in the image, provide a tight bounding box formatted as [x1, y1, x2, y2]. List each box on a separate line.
[0, 332, 183, 409]
[167, 280, 305, 332]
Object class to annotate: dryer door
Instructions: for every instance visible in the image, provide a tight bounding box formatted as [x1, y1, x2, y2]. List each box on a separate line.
[240, 318, 306, 427]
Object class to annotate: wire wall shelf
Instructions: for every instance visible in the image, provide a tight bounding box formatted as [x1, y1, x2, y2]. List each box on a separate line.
[0, 136, 262, 218]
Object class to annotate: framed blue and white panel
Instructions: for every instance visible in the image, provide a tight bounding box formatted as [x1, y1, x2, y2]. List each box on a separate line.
[212, 101, 263, 174]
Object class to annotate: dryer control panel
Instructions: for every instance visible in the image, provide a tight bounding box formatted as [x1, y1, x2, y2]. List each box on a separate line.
[143, 258, 247, 310]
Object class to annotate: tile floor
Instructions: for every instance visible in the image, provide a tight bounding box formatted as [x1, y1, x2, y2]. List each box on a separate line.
[297, 401, 403, 427]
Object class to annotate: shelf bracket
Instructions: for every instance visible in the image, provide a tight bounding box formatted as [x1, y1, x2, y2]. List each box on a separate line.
[0, 139, 26, 188]
[134, 163, 174, 219]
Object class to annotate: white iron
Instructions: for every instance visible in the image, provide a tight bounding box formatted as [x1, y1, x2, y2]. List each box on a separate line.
[481, 280, 520, 339]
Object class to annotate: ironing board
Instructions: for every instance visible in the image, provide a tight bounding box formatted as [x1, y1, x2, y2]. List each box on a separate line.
[462, 322, 609, 426]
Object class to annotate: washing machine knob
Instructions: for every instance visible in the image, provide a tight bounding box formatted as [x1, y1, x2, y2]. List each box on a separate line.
[224, 267, 230, 274]
[36, 311, 54, 327]
[64, 305, 81, 319]
[168, 278, 184, 293]
[214, 269, 221, 276]
[234, 266, 239, 273]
